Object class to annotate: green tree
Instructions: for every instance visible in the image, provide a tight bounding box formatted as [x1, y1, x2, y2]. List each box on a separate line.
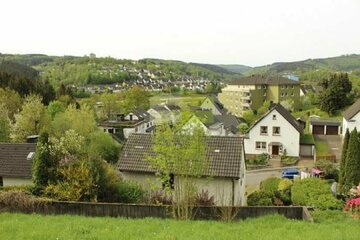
[0, 104, 11, 142]
[319, 73, 352, 114]
[0, 87, 22, 120]
[47, 100, 66, 119]
[147, 122, 208, 220]
[338, 129, 350, 193]
[11, 95, 49, 142]
[242, 110, 256, 125]
[122, 86, 150, 113]
[88, 131, 121, 164]
[238, 123, 249, 134]
[344, 128, 360, 191]
[99, 93, 121, 119]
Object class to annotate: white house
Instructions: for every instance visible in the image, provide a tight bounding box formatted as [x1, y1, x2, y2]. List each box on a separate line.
[244, 103, 303, 157]
[147, 104, 181, 125]
[342, 98, 360, 136]
[118, 134, 246, 206]
[0, 143, 36, 186]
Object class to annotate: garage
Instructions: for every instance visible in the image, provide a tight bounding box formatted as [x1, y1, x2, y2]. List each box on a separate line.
[310, 117, 340, 135]
[312, 125, 325, 135]
[300, 144, 314, 157]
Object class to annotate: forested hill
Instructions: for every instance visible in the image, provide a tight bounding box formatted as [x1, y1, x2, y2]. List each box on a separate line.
[0, 54, 242, 88]
[248, 54, 360, 75]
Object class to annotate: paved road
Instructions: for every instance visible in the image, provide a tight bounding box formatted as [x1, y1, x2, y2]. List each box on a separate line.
[246, 169, 283, 189]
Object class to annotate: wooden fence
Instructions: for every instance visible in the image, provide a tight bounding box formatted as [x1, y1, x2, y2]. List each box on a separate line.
[5, 201, 313, 222]
[316, 154, 337, 162]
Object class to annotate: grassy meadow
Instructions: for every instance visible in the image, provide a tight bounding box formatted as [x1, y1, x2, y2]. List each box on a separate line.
[0, 211, 358, 240]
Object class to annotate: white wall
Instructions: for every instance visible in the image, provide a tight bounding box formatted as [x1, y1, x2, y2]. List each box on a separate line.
[121, 171, 246, 206]
[343, 112, 360, 136]
[244, 109, 300, 157]
[124, 113, 140, 121]
[3, 177, 32, 186]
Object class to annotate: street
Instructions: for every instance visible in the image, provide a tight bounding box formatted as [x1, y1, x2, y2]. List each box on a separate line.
[246, 169, 283, 190]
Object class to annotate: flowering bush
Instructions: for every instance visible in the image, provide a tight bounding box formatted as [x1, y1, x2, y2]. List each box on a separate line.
[344, 197, 360, 215]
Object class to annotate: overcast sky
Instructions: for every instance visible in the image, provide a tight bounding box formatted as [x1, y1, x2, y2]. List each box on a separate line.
[1, 0, 359, 66]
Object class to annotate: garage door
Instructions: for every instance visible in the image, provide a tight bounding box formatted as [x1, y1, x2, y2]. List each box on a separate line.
[300, 145, 313, 156]
[312, 125, 324, 135]
[326, 126, 339, 135]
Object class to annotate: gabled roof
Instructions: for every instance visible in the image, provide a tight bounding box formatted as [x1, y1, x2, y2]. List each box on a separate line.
[343, 98, 360, 121]
[0, 143, 36, 179]
[132, 109, 152, 122]
[215, 115, 241, 134]
[202, 96, 227, 115]
[228, 75, 300, 86]
[247, 103, 303, 134]
[118, 133, 244, 178]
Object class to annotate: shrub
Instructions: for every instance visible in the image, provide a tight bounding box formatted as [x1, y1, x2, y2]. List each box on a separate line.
[281, 156, 298, 166]
[149, 190, 173, 205]
[255, 153, 269, 165]
[247, 190, 274, 206]
[278, 178, 293, 192]
[315, 159, 339, 181]
[0, 191, 48, 213]
[115, 181, 145, 204]
[260, 177, 281, 192]
[0, 185, 33, 193]
[195, 189, 215, 206]
[291, 178, 343, 210]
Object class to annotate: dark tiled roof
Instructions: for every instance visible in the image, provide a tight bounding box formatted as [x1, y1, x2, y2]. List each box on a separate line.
[343, 98, 360, 120]
[310, 118, 341, 126]
[228, 75, 300, 86]
[166, 104, 181, 111]
[247, 103, 303, 134]
[0, 143, 36, 178]
[133, 109, 152, 122]
[118, 134, 244, 178]
[205, 96, 227, 115]
[215, 115, 240, 134]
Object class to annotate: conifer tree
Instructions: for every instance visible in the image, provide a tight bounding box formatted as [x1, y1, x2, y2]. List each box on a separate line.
[338, 129, 350, 193]
[344, 128, 360, 192]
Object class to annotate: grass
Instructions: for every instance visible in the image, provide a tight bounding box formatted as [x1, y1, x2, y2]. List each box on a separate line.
[0, 211, 359, 240]
[314, 137, 330, 155]
[150, 93, 206, 109]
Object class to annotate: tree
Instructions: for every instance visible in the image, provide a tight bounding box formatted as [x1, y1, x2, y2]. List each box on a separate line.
[88, 131, 121, 164]
[238, 123, 249, 134]
[0, 87, 22, 120]
[242, 110, 257, 125]
[147, 122, 208, 219]
[344, 128, 360, 192]
[99, 93, 121, 119]
[338, 129, 350, 194]
[11, 95, 49, 142]
[318, 73, 352, 114]
[47, 100, 66, 119]
[122, 86, 150, 113]
[0, 104, 11, 142]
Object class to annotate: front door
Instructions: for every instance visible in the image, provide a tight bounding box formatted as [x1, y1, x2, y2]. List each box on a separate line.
[272, 145, 279, 155]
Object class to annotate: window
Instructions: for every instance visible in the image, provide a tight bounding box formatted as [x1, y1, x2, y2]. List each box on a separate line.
[272, 114, 277, 120]
[256, 141, 266, 150]
[281, 93, 284, 97]
[291, 92, 294, 96]
[273, 126, 281, 135]
[263, 85, 267, 89]
[292, 85, 294, 89]
[260, 126, 268, 134]
[281, 85, 285, 89]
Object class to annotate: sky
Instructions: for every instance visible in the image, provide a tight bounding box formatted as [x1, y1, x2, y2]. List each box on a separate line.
[1, 0, 359, 66]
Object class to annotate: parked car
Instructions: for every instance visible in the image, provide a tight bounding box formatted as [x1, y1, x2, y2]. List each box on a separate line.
[282, 168, 300, 179]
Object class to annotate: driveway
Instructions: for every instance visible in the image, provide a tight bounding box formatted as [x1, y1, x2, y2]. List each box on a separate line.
[314, 135, 342, 161]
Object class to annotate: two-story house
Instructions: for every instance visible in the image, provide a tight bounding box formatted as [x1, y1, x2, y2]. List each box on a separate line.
[218, 75, 300, 117]
[244, 103, 303, 158]
[343, 98, 360, 136]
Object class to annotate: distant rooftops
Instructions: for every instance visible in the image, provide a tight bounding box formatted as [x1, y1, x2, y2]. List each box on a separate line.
[228, 75, 300, 86]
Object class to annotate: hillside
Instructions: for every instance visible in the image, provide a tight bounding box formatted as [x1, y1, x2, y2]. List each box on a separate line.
[0, 54, 242, 88]
[249, 54, 360, 75]
[217, 64, 253, 74]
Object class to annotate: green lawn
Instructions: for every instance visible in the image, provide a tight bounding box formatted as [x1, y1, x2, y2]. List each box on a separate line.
[0, 211, 358, 240]
[314, 137, 330, 155]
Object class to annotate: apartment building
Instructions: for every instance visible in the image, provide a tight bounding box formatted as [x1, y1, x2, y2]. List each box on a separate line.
[218, 75, 300, 117]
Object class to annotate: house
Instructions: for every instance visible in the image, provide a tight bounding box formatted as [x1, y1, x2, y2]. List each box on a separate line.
[182, 110, 242, 136]
[0, 143, 36, 186]
[147, 104, 181, 125]
[300, 85, 316, 97]
[218, 75, 300, 117]
[244, 103, 303, 158]
[200, 96, 227, 115]
[98, 109, 155, 139]
[117, 134, 246, 206]
[343, 98, 360, 136]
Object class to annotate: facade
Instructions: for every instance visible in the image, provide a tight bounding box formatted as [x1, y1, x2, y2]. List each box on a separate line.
[343, 98, 360, 136]
[309, 117, 341, 135]
[0, 143, 36, 186]
[147, 104, 181, 125]
[182, 110, 241, 136]
[218, 75, 300, 117]
[244, 104, 303, 157]
[118, 134, 246, 206]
